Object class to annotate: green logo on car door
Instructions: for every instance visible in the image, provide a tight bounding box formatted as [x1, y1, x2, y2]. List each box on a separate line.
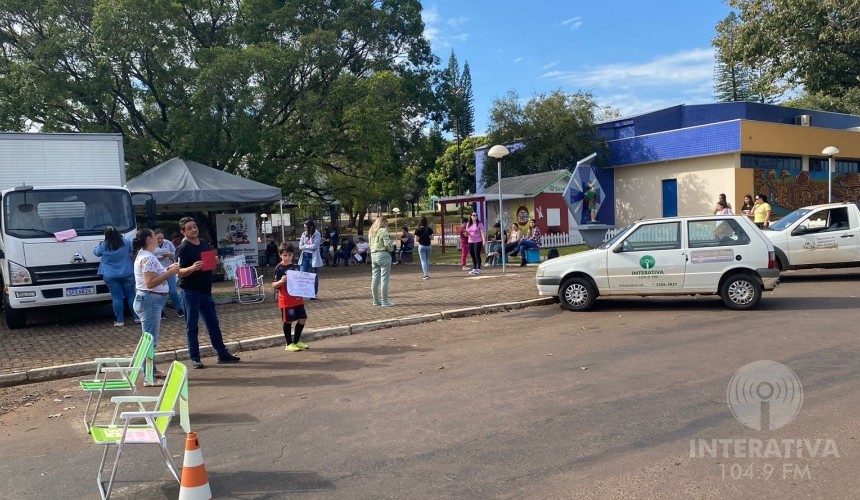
[640, 255, 656, 269]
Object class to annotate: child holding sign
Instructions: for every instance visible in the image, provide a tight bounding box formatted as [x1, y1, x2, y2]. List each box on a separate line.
[273, 243, 309, 351]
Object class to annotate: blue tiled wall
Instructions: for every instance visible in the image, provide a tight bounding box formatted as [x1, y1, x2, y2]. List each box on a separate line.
[608, 121, 741, 167]
[594, 167, 615, 225]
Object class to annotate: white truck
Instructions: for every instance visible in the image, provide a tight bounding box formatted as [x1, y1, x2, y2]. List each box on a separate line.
[765, 202, 860, 271]
[1, 133, 137, 329]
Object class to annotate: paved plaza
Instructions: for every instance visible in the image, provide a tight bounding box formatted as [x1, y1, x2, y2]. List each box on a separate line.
[0, 263, 544, 383]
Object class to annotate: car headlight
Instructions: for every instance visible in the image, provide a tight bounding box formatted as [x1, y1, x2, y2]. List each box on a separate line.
[8, 261, 32, 285]
[536, 266, 545, 277]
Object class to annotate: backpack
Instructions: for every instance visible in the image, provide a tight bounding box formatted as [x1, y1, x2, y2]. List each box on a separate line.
[547, 248, 560, 260]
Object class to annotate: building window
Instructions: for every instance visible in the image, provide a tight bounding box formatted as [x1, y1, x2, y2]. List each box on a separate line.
[740, 154, 801, 170]
[810, 157, 859, 174]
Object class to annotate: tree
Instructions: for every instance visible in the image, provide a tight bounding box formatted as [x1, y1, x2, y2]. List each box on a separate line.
[721, 0, 860, 104]
[712, 11, 778, 103]
[0, 0, 435, 195]
[438, 50, 475, 197]
[402, 126, 446, 215]
[482, 89, 602, 187]
[427, 135, 485, 197]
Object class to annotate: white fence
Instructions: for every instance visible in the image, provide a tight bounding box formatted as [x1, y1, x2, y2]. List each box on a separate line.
[433, 229, 619, 249]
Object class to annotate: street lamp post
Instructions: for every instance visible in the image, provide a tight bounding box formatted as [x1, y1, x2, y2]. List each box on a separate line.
[392, 207, 400, 232]
[822, 146, 840, 203]
[488, 145, 510, 275]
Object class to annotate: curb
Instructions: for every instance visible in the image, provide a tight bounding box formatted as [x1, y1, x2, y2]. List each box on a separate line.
[0, 297, 557, 388]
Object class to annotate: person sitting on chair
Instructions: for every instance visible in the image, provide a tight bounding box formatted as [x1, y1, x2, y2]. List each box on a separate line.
[334, 237, 355, 267]
[486, 222, 506, 265]
[353, 236, 369, 264]
[394, 226, 414, 264]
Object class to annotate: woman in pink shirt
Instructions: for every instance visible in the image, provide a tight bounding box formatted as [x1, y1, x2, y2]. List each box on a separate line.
[465, 212, 487, 275]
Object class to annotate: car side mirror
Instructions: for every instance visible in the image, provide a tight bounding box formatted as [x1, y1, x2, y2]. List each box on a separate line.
[792, 225, 807, 236]
[612, 245, 623, 253]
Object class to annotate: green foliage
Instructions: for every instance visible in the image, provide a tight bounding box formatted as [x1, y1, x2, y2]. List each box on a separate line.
[427, 135, 485, 197]
[483, 89, 602, 186]
[721, 0, 860, 105]
[713, 11, 778, 103]
[0, 0, 435, 205]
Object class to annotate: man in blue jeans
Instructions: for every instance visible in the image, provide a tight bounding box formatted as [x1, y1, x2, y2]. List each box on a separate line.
[176, 217, 241, 369]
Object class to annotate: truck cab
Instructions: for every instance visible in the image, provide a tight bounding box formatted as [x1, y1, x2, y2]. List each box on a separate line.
[764, 202, 860, 271]
[1, 185, 136, 328]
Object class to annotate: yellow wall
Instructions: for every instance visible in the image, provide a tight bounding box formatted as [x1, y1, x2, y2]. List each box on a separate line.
[741, 121, 860, 158]
[614, 154, 738, 226]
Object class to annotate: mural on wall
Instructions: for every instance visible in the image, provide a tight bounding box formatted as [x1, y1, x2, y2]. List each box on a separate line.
[754, 169, 860, 216]
[515, 205, 531, 225]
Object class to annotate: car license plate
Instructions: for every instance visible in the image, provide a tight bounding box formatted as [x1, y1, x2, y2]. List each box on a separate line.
[66, 285, 95, 297]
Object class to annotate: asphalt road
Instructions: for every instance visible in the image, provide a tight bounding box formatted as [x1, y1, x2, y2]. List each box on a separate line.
[1, 269, 859, 499]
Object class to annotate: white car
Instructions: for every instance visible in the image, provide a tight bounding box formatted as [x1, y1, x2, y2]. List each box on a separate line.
[536, 215, 780, 311]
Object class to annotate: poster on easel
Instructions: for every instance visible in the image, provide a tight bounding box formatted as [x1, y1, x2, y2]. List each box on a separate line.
[216, 213, 259, 266]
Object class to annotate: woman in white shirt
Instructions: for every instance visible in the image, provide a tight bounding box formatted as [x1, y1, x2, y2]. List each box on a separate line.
[133, 228, 180, 382]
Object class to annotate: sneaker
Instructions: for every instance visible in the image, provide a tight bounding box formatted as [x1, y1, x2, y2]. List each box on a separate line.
[190, 360, 205, 369]
[423, 275, 429, 280]
[177, 310, 185, 318]
[217, 353, 241, 363]
[520, 260, 527, 267]
[474, 269, 481, 275]
[469, 269, 478, 275]
[113, 322, 124, 327]
[143, 379, 164, 387]
[286, 343, 301, 352]
[133, 319, 141, 324]
[154, 370, 168, 379]
[380, 300, 396, 307]
[295, 341, 309, 350]
[462, 266, 470, 271]
[372, 300, 382, 306]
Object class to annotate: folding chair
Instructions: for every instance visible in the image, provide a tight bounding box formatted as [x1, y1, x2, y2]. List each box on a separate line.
[80, 333, 154, 433]
[235, 265, 265, 303]
[90, 361, 188, 500]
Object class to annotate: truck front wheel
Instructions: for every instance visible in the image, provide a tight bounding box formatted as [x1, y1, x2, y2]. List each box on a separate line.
[3, 292, 27, 329]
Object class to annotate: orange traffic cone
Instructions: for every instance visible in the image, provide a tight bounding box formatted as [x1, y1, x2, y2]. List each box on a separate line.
[178, 432, 212, 500]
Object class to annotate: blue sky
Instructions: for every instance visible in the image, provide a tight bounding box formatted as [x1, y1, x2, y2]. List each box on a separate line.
[421, 0, 733, 134]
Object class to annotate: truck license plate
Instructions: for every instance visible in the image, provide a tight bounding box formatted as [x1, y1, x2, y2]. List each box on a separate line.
[66, 285, 95, 297]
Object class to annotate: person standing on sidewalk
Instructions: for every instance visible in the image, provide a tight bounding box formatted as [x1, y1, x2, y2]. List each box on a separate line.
[175, 217, 241, 369]
[272, 243, 309, 352]
[133, 228, 180, 382]
[298, 220, 323, 298]
[414, 217, 434, 280]
[94, 226, 140, 327]
[465, 212, 486, 275]
[459, 217, 469, 271]
[369, 215, 395, 306]
[154, 229, 184, 318]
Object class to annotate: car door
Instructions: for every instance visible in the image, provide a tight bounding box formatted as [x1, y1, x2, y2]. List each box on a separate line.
[787, 207, 856, 266]
[606, 221, 685, 292]
[685, 218, 753, 290]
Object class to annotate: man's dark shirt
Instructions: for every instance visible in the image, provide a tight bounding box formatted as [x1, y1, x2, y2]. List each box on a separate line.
[176, 239, 214, 295]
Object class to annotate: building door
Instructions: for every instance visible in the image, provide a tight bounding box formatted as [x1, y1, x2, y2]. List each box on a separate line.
[662, 179, 678, 217]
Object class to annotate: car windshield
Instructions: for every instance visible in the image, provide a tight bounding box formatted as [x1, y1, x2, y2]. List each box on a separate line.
[3, 188, 135, 239]
[598, 224, 633, 249]
[768, 208, 811, 232]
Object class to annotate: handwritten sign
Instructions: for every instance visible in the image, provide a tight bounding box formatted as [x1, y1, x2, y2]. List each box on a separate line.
[286, 270, 317, 298]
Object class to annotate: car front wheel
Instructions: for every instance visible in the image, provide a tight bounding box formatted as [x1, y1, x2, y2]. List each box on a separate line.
[720, 274, 762, 310]
[559, 277, 597, 312]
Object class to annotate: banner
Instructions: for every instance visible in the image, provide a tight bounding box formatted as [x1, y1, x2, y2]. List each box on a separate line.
[215, 213, 259, 266]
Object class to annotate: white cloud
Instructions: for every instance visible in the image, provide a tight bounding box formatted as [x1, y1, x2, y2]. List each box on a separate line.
[542, 48, 715, 90]
[543, 61, 559, 70]
[513, 57, 523, 63]
[422, 6, 469, 49]
[561, 16, 583, 30]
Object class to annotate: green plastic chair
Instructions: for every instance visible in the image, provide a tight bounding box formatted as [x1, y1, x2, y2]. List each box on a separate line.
[90, 360, 188, 500]
[79, 332, 154, 433]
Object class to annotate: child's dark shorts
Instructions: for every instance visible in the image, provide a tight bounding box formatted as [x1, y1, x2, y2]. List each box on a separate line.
[280, 305, 308, 322]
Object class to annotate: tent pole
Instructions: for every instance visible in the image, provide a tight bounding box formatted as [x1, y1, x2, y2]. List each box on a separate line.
[280, 199, 285, 243]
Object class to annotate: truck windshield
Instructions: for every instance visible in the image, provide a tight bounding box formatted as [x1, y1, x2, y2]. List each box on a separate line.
[768, 208, 811, 232]
[3, 188, 135, 238]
